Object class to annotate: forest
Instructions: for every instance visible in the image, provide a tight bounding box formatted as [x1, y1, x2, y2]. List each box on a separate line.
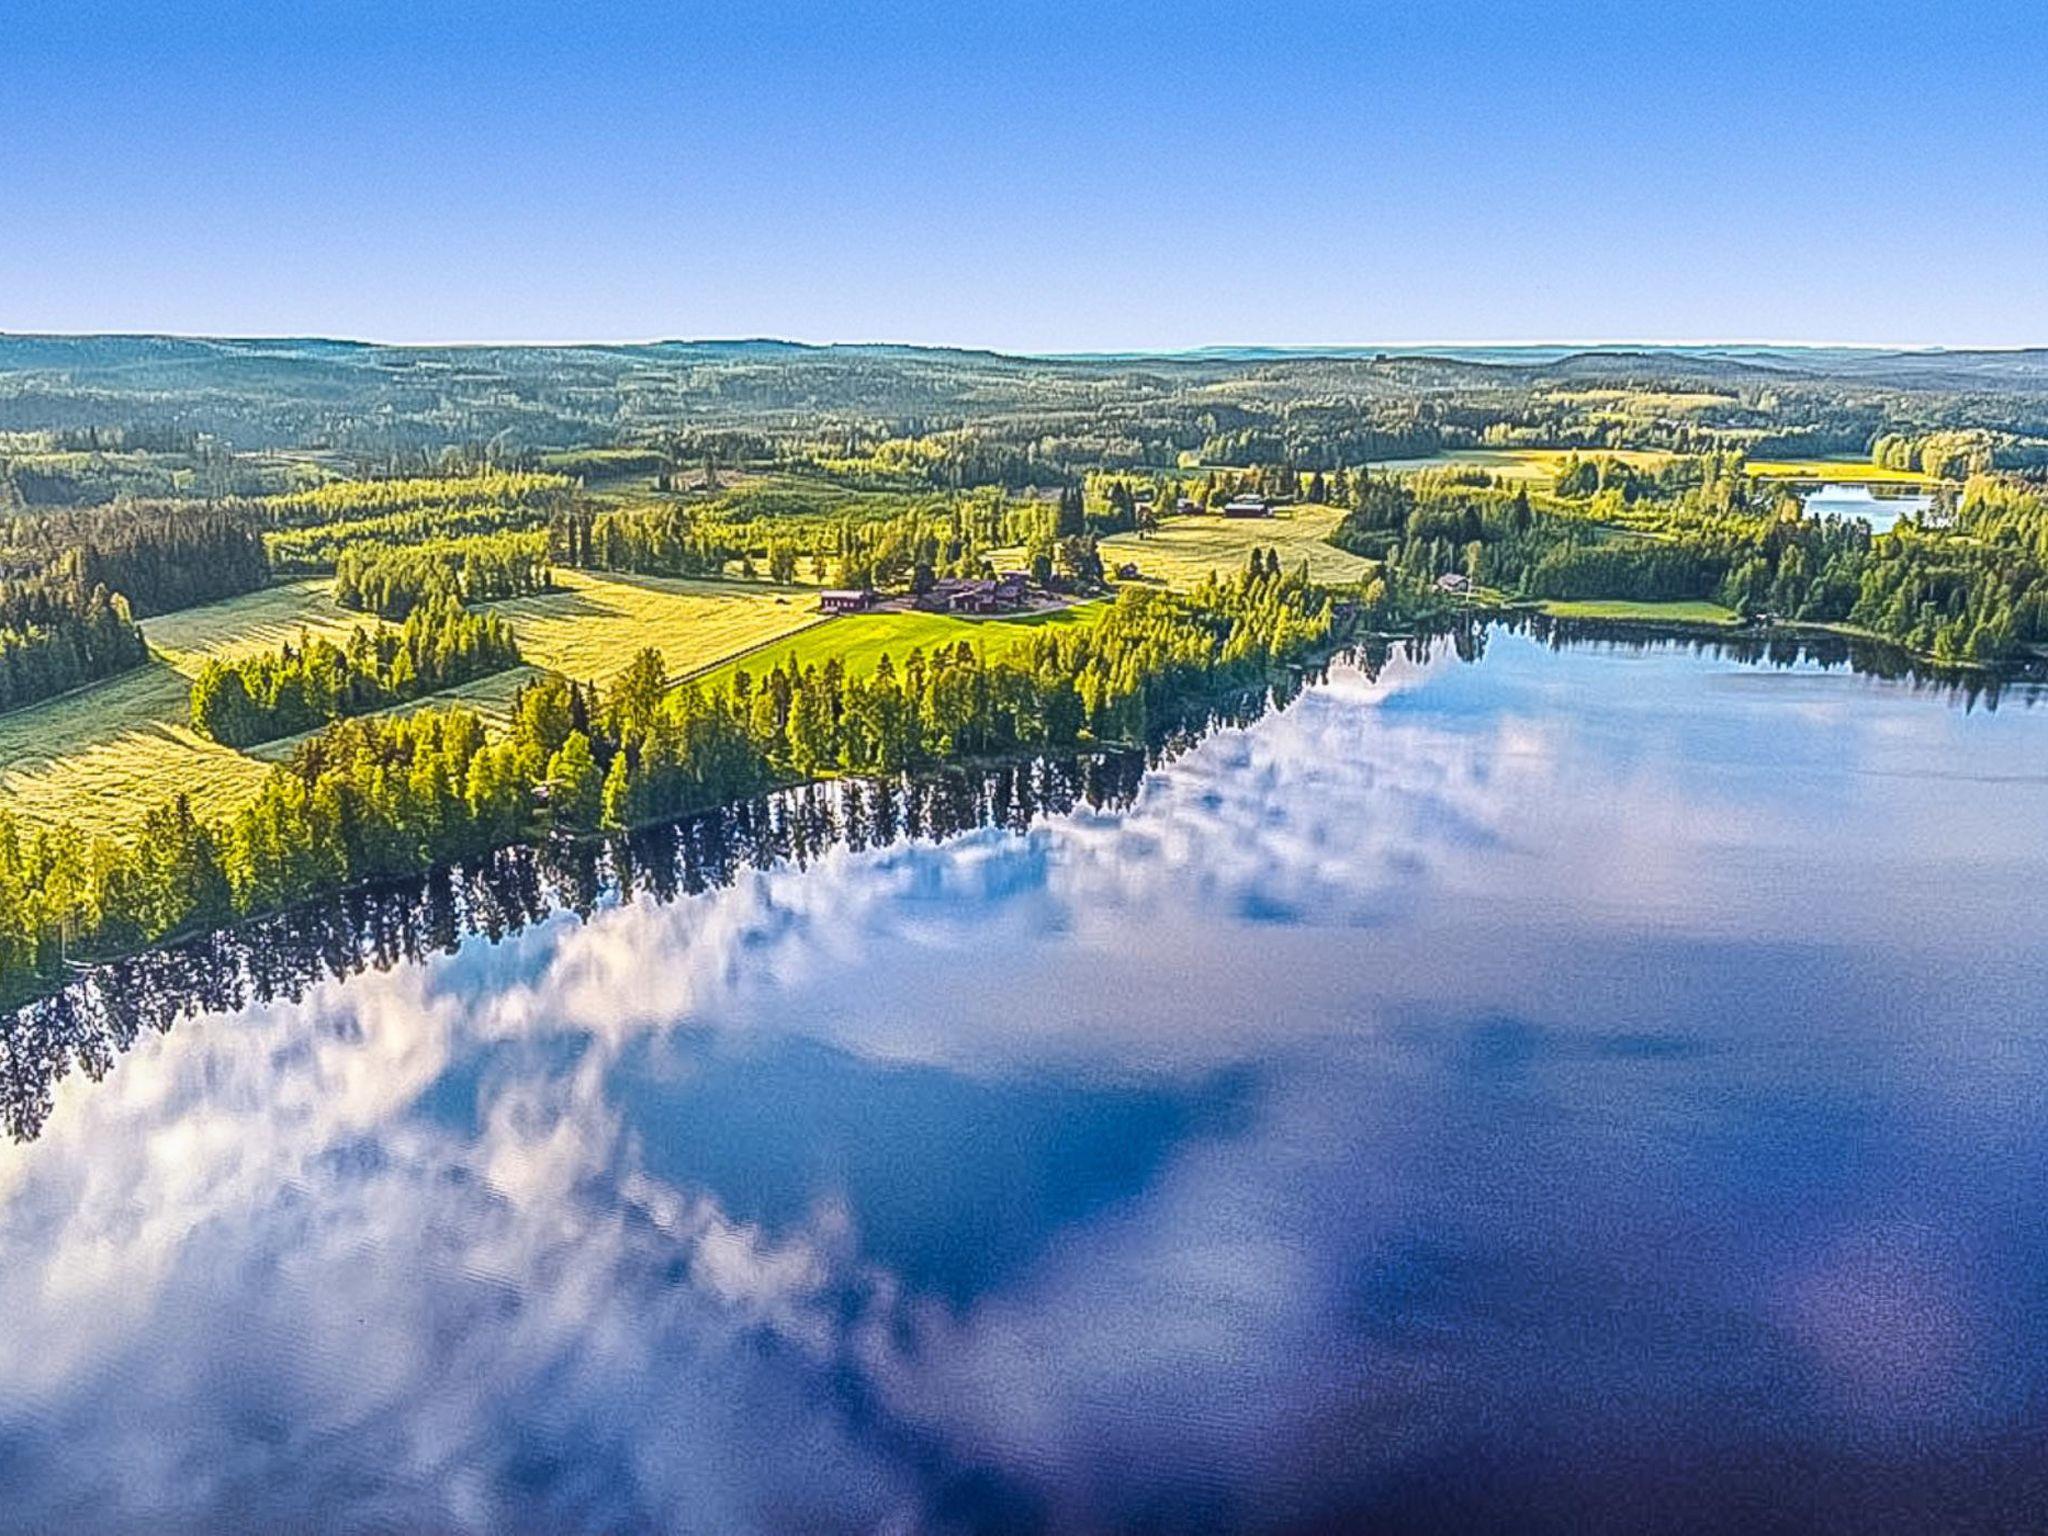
[0, 572, 149, 714]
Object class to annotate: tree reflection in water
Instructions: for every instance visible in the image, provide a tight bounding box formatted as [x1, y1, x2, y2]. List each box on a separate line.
[0, 679, 1301, 1144]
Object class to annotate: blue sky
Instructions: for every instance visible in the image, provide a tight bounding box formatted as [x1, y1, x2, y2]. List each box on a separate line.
[5, 1, 2045, 349]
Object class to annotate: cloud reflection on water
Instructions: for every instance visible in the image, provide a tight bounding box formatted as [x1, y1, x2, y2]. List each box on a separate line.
[3, 634, 2047, 1532]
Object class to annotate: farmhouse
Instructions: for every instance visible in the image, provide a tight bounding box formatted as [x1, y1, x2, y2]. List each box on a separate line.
[949, 581, 1002, 615]
[819, 588, 877, 614]
[1222, 495, 1273, 518]
[916, 572, 1033, 615]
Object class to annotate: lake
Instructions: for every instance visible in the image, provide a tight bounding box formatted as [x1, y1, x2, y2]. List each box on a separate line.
[3, 630, 2046, 1533]
[1802, 482, 1936, 533]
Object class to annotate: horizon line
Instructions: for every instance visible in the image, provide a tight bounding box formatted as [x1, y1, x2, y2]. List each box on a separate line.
[5, 329, 2046, 358]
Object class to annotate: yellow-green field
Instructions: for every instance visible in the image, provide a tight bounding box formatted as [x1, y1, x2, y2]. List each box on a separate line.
[145, 577, 383, 667]
[1375, 447, 1681, 483]
[694, 604, 1102, 691]
[484, 569, 825, 684]
[0, 662, 274, 843]
[1540, 389, 1731, 413]
[1741, 457, 1941, 486]
[1099, 503, 1375, 588]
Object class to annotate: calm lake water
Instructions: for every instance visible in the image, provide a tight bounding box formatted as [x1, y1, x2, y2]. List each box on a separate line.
[1802, 482, 1935, 532]
[3, 631, 2047, 1534]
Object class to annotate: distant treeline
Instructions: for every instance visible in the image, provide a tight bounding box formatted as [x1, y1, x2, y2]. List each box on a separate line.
[189, 596, 523, 747]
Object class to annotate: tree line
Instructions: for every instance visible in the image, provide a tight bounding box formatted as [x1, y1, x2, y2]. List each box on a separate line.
[1330, 461, 2048, 664]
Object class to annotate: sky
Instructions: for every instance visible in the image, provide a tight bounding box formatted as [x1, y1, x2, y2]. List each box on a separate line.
[5, 0, 2046, 351]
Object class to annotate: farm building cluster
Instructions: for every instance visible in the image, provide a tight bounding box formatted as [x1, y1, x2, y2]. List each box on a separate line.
[818, 570, 1036, 617]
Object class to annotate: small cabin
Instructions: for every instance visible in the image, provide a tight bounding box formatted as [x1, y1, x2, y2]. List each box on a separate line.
[1116, 562, 1141, 580]
[1435, 572, 1472, 594]
[819, 588, 876, 614]
[1222, 495, 1273, 519]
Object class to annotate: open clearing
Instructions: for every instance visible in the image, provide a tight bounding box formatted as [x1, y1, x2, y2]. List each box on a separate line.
[0, 580, 385, 840]
[693, 604, 1101, 691]
[0, 662, 274, 843]
[145, 578, 381, 668]
[484, 569, 824, 684]
[1099, 504, 1375, 588]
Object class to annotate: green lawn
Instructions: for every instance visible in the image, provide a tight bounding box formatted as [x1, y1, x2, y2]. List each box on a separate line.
[693, 603, 1102, 690]
[1538, 598, 1738, 625]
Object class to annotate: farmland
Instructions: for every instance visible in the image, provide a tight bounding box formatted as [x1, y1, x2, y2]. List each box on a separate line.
[1099, 504, 1376, 589]
[483, 569, 825, 684]
[0, 571, 825, 839]
[1371, 447, 1681, 483]
[0, 580, 393, 839]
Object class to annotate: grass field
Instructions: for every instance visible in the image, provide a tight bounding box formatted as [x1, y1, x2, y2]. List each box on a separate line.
[1538, 599, 1738, 625]
[1541, 389, 1731, 413]
[1097, 504, 1375, 588]
[693, 604, 1102, 691]
[0, 571, 828, 841]
[0, 662, 274, 843]
[1742, 457, 1941, 486]
[145, 578, 382, 667]
[484, 569, 825, 684]
[0, 580, 386, 841]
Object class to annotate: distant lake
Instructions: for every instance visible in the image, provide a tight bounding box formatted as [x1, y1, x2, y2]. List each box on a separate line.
[1803, 481, 1935, 532]
[3, 632, 2046, 1533]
